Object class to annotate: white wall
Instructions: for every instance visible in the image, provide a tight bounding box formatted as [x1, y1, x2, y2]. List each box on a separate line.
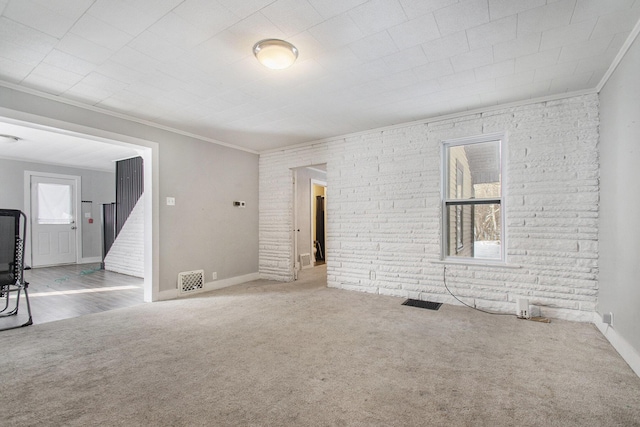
[0, 86, 259, 294]
[104, 197, 144, 277]
[260, 94, 600, 321]
[158, 128, 258, 286]
[599, 35, 640, 355]
[0, 158, 114, 260]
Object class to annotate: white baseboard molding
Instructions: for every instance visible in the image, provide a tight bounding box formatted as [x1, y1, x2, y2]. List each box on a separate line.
[593, 312, 640, 378]
[157, 289, 178, 301]
[79, 257, 102, 264]
[202, 272, 260, 292]
[157, 272, 260, 302]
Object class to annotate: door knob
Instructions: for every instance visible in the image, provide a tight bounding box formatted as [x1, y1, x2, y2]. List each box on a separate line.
[71, 226, 77, 230]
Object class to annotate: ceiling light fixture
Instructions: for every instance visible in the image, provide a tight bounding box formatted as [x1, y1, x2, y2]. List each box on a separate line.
[0, 134, 21, 143]
[253, 39, 298, 70]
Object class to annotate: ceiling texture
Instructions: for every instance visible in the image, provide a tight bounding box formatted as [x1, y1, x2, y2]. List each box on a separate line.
[1, 0, 640, 155]
[0, 121, 141, 171]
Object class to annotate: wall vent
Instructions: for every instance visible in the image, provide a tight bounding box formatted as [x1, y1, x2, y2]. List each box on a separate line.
[178, 269, 205, 294]
[300, 253, 312, 269]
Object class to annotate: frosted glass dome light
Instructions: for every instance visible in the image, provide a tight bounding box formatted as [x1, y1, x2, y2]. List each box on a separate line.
[253, 39, 298, 70]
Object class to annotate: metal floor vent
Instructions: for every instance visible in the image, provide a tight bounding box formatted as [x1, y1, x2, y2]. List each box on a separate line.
[178, 269, 205, 294]
[300, 253, 312, 269]
[402, 299, 442, 310]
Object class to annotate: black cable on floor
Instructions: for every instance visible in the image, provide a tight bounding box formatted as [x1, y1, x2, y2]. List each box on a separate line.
[442, 265, 513, 316]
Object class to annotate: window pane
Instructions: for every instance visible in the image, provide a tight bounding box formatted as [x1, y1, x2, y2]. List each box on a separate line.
[446, 203, 501, 259]
[447, 141, 501, 200]
[38, 183, 72, 225]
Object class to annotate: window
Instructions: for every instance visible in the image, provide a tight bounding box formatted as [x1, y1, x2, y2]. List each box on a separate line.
[442, 133, 505, 262]
[37, 183, 73, 225]
[455, 160, 464, 253]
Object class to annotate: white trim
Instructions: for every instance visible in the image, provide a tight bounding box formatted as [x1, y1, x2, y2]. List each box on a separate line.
[597, 17, 640, 92]
[2, 112, 159, 303]
[501, 131, 509, 262]
[157, 289, 179, 301]
[0, 81, 258, 155]
[441, 131, 506, 147]
[307, 167, 327, 175]
[292, 168, 298, 279]
[593, 312, 640, 378]
[431, 260, 521, 269]
[204, 272, 260, 292]
[440, 132, 507, 263]
[143, 144, 157, 302]
[158, 272, 261, 301]
[259, 89, 597, 155]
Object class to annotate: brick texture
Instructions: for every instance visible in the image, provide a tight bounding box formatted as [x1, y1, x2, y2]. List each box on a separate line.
[259, 94, 599, 321]
[104, 197, 144, 278]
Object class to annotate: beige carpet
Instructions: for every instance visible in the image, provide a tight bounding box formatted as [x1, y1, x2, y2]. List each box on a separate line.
[2, 265, 639, 426]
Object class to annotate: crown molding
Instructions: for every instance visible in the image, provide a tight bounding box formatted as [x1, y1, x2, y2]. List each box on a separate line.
[597, 17, 640, 93]
[260, 89, 598, 155]
[0, 81, 258, 155]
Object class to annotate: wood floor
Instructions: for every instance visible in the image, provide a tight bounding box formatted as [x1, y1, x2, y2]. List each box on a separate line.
[13, 264, 144, 325]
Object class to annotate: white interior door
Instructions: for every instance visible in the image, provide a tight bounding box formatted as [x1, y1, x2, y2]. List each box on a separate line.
[31, 175, 78, 267]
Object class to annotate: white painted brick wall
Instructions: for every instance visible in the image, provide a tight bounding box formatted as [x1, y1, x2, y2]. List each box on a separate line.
[259, 94, 599, 321]
[104, 197, 144, 278]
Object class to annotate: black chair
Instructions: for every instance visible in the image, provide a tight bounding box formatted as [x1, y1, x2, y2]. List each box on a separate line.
[0, 209, 32, 330]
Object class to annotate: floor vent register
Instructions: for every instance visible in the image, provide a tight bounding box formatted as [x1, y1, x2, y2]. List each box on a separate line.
[401, 299, 442, 310]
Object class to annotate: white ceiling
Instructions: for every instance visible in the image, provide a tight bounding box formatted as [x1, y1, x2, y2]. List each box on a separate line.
[0, 121, 140, 171]
[1, 0, 639, 154]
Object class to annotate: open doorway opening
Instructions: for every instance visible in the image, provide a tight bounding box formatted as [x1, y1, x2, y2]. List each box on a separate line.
[0, 115, 157, 324]
[311, 179, 326, 266]
[292, 164, 327, 281]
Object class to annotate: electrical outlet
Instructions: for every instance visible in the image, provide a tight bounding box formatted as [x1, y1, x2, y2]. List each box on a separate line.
[212, 272, 217, 280]
[370, 270, 376, 280]
[166, 197, 175, 206]
[516, 298, 530, 319]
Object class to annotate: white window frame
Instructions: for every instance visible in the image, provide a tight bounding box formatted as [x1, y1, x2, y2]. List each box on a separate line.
[440, 132, 507, 264]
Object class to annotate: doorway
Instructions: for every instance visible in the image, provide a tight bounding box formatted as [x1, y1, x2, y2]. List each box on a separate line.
[311, 179, 326, 266]
[2, 115, 158, 303]
[292, 164, 327, 279]
[28, 173, 81, 267]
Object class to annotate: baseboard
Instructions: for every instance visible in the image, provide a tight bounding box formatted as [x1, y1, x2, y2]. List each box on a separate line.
[202, 272, 260, 292]
[157, 289, 178, 301]
[157, 272, 260, 302]
[593, 312, 640, 378]
[79, 257, 102, 264]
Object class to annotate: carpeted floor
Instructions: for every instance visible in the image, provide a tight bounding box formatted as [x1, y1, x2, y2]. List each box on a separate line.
[1, 265, 639, 426]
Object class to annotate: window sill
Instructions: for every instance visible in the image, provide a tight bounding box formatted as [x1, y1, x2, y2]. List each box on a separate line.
[431, 260, 521, 269]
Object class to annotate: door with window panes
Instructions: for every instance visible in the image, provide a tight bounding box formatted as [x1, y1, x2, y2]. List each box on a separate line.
[31, 175, 78, 267]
